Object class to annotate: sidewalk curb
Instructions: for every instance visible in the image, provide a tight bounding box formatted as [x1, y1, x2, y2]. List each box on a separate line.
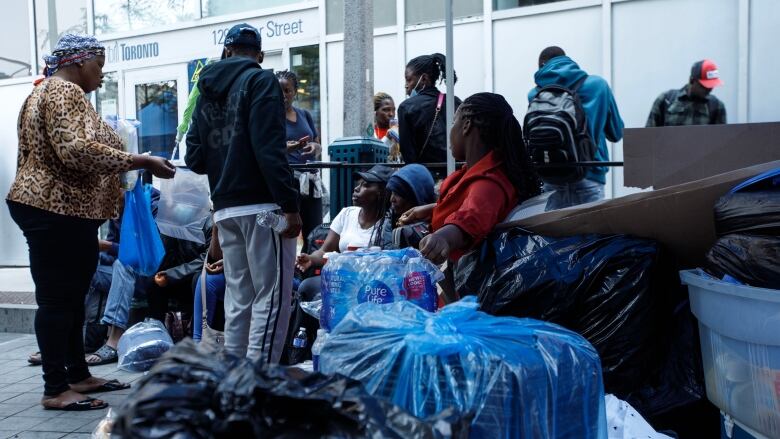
[0, 304, 36, 334]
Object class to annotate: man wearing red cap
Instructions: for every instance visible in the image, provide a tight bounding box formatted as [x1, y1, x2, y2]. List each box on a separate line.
[646, 59, 726, 127]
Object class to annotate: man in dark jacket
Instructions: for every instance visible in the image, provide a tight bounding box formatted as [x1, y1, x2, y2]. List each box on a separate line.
[185, 23, 301, 363]
[646, 59, 727, 127]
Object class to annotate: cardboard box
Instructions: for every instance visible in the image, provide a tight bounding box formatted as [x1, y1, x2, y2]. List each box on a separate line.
[504, 160, 780, 268]
[624, 122, 780, 189]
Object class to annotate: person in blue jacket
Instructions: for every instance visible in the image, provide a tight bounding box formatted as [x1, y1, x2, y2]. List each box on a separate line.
[528, 46, 624, 210]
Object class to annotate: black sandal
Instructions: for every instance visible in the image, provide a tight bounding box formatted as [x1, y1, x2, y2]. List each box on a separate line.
[85, 344, 118, 366]
[82, 379, 130, 393]
[43, 397, 108, 411]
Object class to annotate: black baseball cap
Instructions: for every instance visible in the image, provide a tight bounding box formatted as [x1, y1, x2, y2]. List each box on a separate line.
[224, 23, 262, 49]
[355, 165, 394, 184]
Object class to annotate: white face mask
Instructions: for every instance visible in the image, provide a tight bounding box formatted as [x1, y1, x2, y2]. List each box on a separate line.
[408, 76, 423, 98]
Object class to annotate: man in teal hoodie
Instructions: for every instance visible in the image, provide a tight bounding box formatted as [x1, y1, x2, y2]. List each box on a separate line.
[528, 47, 624, 210]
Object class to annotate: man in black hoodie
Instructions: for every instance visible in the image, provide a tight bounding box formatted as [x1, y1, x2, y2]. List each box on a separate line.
[185, 23, 301, 363]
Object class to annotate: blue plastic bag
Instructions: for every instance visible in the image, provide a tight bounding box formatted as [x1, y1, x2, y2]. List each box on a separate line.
[119, 177, 165, 277]
[320, 248, 442, 331]
[320, 297, 607, 438]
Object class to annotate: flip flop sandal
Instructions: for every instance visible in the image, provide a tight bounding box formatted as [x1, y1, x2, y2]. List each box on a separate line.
[28, 352, 42, 366]
[86, 344, 118, 366]
[84, 379, 131, 393]
[44, 397, 108, 411]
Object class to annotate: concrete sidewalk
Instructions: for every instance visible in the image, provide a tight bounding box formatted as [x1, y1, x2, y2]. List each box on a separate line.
[0, 333, 143, 438]
[0, 269, 35, 334]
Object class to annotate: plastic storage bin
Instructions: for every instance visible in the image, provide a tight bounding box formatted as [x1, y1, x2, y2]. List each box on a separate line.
[327, 137, 388, 215]
[681, 270, 780, 438]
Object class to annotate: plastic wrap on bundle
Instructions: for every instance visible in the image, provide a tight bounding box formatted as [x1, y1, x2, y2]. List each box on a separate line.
[155, 168, 212, 244]
[321, 248, 443, 331]
[117, 319, 174, 372]
[320, 297, 607, 439]
[105, 115, 140, 190]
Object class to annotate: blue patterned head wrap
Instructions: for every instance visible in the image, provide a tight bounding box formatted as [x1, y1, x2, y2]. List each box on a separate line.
[43, 34, 105, 77]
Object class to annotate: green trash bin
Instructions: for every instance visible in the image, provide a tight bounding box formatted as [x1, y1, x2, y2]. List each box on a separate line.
[328, 137, 389, 216]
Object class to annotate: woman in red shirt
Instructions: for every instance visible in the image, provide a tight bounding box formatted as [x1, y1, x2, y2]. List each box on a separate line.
[399, 92, 541, 265]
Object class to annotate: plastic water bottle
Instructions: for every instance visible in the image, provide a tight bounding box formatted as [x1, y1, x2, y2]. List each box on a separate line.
[289, 327, 308, 365]
[311, 329, 328, 372]
[256, 210, 287, 234]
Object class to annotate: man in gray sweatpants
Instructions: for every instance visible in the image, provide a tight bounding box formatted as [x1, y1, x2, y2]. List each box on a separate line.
[185, 24, 302, 362]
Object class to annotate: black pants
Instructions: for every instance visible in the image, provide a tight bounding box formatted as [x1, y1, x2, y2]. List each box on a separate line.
[147, 277, 195, 325]
[299, 192, 323, 254]
[8, 201, 102, 396]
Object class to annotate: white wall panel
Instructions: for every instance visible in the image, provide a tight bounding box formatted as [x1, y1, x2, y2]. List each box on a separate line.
[613, 0, 739, 129]
[325, 40, 344, 144]
[0, 81, 35, 266]
[749, 0, 780, 123]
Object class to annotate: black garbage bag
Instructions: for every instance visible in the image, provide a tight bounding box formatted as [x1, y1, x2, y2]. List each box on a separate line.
[114, 340, 469, 439]
[460, 230, 666, 394]
[457, 229, 707, 418]
[705, 234, 780, 288]
[214, 361, 470, 439]
[714, 191, 780, 236]
[113, 340, 241, 439]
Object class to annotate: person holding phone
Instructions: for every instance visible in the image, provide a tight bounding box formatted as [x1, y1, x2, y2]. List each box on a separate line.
[277, 70, 324, 252]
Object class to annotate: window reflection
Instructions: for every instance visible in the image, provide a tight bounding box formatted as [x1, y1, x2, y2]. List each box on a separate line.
[35, 0, 88, 58]
[135, 80, 178, 158]
[202, 0, 303, 18]
[405, 0, 481, 26]
[94, 0, 199, 35]
[493, 0, 565, 11]
[326, 0, 397, 34]
[96, 72, 119, 119]
[1, 1, 33, 78]
[290, 45, 321, 137]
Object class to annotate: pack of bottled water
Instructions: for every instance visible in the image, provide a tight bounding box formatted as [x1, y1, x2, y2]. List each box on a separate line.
[320, 248, 443, 331]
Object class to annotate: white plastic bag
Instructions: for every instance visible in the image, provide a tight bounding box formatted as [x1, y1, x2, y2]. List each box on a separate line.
[606, 394, 672, 439]
[117, 319, 174, 372]
[155, 168, 211, 244]
[105, 116, 140, 190]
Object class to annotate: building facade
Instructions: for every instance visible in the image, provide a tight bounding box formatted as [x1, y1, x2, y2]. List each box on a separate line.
[1, 0, 778, 265]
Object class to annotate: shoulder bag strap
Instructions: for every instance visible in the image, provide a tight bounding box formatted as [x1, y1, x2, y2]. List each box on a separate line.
[200, 259, 209, 320]
[418, 92, 445, 160]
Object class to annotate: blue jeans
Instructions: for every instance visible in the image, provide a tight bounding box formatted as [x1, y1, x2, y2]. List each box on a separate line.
[193, 272, 226, 341]
[100, 259, 141, 330]
[544, 179, 605, 211]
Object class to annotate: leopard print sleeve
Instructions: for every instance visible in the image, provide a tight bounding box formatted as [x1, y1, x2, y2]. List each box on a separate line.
[44, 80, 134, 174]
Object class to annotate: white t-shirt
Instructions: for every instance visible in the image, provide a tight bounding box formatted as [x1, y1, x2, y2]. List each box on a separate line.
[330, 206, 378, 253]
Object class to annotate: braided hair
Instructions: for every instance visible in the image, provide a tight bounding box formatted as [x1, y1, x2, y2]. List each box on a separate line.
[406, 53, 457, 86]
[373, 92, 393, 111]
[458, 93, 542, 201]
[275, 69, 298, 89]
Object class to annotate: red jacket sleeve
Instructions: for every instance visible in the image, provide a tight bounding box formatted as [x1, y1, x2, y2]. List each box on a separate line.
[442, 179, 509, 245]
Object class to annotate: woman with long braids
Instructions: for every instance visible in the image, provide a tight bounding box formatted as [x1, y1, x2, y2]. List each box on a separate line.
[399, 92, 542, 267]
[397, 53, 461, 175]
[276, 69, 323, 252]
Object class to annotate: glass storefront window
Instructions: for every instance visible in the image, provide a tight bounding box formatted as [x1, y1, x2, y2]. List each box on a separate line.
[135, 80, 178, 157]
[493, 0, 566, 10]
[326, 0, 397, 34]
[94, 0, 199, 36]
[404, 0, 481, 26]
[290, 45, 320, 138]
[1, 1, 33, 78]
[96, 72, 119, 119]
[34, 0, 88, 61]
[202, 0, 303, 18]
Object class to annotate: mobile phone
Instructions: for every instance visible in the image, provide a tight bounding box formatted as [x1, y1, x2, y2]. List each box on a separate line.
[298, 135, 311, 145]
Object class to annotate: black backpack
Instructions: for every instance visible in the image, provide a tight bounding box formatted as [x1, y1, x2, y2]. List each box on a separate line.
[524, 77, 596, 185]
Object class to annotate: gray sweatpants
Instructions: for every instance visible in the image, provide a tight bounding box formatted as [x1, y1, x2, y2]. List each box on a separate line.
[217, 214, 296, 363]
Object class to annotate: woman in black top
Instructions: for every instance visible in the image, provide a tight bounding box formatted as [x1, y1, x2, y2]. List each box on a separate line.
[397, 53, 460, 175]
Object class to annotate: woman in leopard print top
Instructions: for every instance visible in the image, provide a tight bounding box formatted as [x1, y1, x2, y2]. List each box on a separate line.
[5, 34, 175, 412]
